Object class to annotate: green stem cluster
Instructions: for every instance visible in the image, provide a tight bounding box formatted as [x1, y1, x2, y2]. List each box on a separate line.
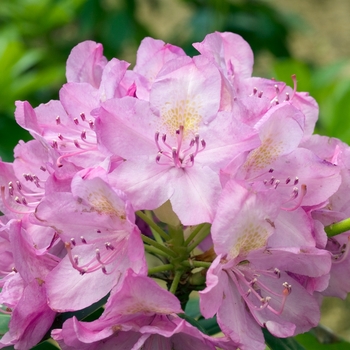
[136, 211, 212, 296]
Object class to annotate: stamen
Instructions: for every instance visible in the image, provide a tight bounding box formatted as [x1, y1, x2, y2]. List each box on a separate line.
[74, 118, 79, 125]
[1, 186, 34, 215]
[161, 134, 172, 150]
[96, 249, 101, 261]
[74, 255, 79, 265]
[282, 282, 292, 295]
[291, 187, 298, 199]
[155, 132, 162, 152]
[274, 268, 281, 278]
[105, 242, 115, 250]
[64, 242, 85, 274]
[332, 237, 350, 264]
[56, 146, 98, 167]
[154, 126, 206, 168]
[80, 113, 86, 121]
[8, 182, 13, 196]
[56, 116, 61, 125]
[282, 184, 307, 211]
[172, 147, 179, 166]
[74, 140, 81, 148]
[187, 154, 195, 167]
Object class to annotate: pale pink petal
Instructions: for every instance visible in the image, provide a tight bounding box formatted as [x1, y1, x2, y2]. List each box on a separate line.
[134, 37, 186, 83]
[0, 280, 56, 350]
[248, 247, 331, 278]
[218, 274, 265, 350]
[193, 31, 254, 79]
[268, 209, 315, 247]
[211, 180, 279, 258]
[66, 41, 107, 88]
[199, 255, 225, 318]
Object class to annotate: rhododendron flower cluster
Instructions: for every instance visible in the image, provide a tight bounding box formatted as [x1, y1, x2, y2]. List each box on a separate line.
[1, 32, 350, 350]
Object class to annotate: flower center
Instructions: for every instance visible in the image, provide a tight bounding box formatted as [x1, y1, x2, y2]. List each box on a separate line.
[228, 264, 292, 315]
[52, 113, 98, 167]
[64, 232, 128, 275]
[1, 175, 45, 214]
[154, 125, 206, 168]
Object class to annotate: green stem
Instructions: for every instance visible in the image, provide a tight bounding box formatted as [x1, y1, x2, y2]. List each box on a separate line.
[145, 210, 163, 244]
[148, 264, 173, 275]
[187, 224, 211, 253]
[144, 244, 170, 258]
[169, 270, 182, 294]
[182, 260, 211, 269]
[136, 211, 169, 241]
[184, 223, 206, 246]
[141, 234, 177, 258]
[325, 218, 350, 237]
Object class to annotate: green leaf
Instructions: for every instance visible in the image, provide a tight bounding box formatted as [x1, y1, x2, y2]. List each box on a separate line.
[57, 293, 109, 325]
[0, 314, 10, 336]
[272, 58, 311, 92]
[263, 329, 306, 350]
[184, 297, 201, 319]
[184, 297, 221, 335]
[197, 316, 221, 336]
[31, 340, 59, 349]
[178, 313, 208, 334]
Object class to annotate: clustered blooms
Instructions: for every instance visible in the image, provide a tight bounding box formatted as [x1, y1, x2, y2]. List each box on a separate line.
[1, 32, 350, 350]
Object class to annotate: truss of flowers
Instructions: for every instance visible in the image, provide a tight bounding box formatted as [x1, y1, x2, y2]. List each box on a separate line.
[1, 31, 350, 350]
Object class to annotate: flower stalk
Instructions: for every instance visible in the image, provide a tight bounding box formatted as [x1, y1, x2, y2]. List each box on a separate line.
[325, 218, 350, 237]
[136, 210, 169, 241]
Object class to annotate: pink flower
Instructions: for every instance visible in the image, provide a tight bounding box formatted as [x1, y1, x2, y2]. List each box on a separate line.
[0, 220, 58, 349]
[199, 180, 332, 349]
[52, 270, 232, 350]
[35, 172, 146, 311]
[96, 54, 258, 224]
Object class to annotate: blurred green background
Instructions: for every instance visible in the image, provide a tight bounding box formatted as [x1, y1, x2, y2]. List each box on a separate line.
[3, 0, 350, 162]
[1, 0, 350, 346]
